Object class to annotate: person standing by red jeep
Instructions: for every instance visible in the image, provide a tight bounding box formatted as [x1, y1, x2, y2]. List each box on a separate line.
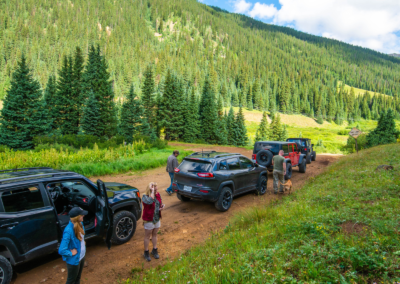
[272, 150, 286, 194]
[142, 182, 165, 261]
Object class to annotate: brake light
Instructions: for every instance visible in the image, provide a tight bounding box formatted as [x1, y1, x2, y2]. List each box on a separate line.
[136, 191, 140, 199]
[252, 154, 256, 160]
[82, 198, 88, 203]
[174, 168, 180, 173]
[304, 148, 307, 151]
[94, 216, 97, 227]
[199, 190, 209, 193]
[172, 183, 177, 187]
[197, 173, 214, 178]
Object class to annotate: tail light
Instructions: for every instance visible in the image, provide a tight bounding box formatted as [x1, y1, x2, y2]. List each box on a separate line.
[172, 183, 177, 187]
[94, 216, 97, 227]
[252, 154, 256, 160]
[199, 190, 209, 193]
[136, 191, 141, 199]
[82, 198, 88, 203]
[304, 148, 307, 151]
[197, 173, 214, 178]
[174, 168, 180, 173]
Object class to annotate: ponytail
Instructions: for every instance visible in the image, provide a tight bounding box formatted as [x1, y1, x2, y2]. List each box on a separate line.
[70, 216, 85, 241]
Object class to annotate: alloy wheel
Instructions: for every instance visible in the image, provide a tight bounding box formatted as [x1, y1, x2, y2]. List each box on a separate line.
[116, 217, 134, 239]
[222, 191, 232, 209]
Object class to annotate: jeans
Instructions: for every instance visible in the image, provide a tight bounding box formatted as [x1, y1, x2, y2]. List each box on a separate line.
[66, 257, 85, 284]
[273, 171, 284, 193]
[166, 172, 174, 193]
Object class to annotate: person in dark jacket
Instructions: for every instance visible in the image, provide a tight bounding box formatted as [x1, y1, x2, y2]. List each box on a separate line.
[58, 207, 88, 284]
[165, 150, 179, 195]
[142, 182, 165, 261]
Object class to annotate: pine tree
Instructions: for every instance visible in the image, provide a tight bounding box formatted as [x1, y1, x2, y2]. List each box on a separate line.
[233, 107, 248, 146]
[270, 113, 283, 141]
[217, 94, 228, 144]
[255, 111, 269, 141]
[183, 88, 200, 142]
[247, 85, 253, 110]
[279, 82, 290, 113]
[118, 85, 143, 143]
[81, 91, 101, 136]
[367, 109, 399, 147]
[0, 55, 48, 149]
[72, 47, 85, 120]
[253, 78, 262, 110]
[226, 107, 236, 145]
[199, 76, 219, 144]
[56, 55, 79, 135]
[279, 125, 288, 141]
[141, 64, 156, 128]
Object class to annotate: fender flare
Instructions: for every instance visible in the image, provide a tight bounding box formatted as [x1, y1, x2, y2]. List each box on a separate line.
[298, 154, 306, 165]
[257, 171, 269, 188]
[217, 181, 236, 194]
[0, 238, 19, 265]
[111, 200, 141, 220]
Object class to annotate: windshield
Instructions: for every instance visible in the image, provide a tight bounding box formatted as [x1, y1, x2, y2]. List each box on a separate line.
[287, 139, 306, 147]
[254, 143, 280, 155]
[179, 159, 212, 172]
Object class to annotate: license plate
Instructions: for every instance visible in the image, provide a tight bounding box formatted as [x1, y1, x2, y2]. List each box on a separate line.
[183, 185, 192, 192]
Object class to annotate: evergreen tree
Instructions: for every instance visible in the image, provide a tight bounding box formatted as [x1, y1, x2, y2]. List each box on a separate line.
[279, 82, 290, 113]
[367, 109, 399, 147]
[72, 47, 85, 120]
[183, 88, 200, 142]
[141, 64, 156, 128]
[279, 125, 288, 141]
[199, 76, 219, 144]
[246, 85, 253, 110]
[226, 107, 236, 145]
[0, 55, 48, 149]
[255, 111, 269, 141]
[44, 75, 58, 131]
[233, 107, 248, 146]
[270, 113, 283, 141]
[118, 85, 143, 143]
[253, 78, 262, 110]
[81, 91, 101, 136]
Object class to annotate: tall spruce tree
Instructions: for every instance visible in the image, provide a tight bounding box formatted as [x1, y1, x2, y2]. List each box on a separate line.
[141, 64, 156, 129]
[56, 55, 79, 135]
[367, 109, 399, 147]
[183, 88, 200, 142]
[118, 85, 143, 143]
[72, 47, 85, 120]
[0, 55, 48, 149]
[199, 76, 219, 144]
[81, 91, 101, 136]
[255, 111, 269, 141]
[226, 107, 236, 145]
[270, 113, 283, 141]
[233, 107, 248, 146]
[247, 85, 253, 110]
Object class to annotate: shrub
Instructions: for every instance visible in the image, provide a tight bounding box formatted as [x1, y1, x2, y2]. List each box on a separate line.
[0, 145, 10, 153]
[345, 134, 368, 153]
[34, 143, 78, 153]
[337, 129, 348, 135]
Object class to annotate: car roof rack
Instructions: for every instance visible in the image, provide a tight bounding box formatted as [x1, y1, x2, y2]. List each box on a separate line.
[189, 151, 217, 156]
[0, 167, 54, 173]
[214, 153, 241, 158]
[0, 171, 80, 185]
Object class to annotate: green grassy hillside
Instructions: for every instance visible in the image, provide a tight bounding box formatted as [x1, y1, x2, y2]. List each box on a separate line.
[125, 143, 400, 283]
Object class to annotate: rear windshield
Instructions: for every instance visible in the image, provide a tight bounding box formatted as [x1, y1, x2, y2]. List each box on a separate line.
[287, 139, 306, 147]
[254, 143, 280, 155]
[179, 159, 212, 173]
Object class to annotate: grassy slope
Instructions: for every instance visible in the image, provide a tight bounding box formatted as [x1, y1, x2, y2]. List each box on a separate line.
[125, 144, 400, 283]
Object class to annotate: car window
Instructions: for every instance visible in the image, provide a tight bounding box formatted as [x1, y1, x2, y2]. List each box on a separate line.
[227, 158, 241, 170]
[239, 157, 253, 169]
[258, 144, 280, 155]
[180, 160, 212, 172]
[62, 181, 95, 198]
[293, 144, 298, 152]
[1, 185, 44, 212]
[219, 160, 228, 170]
[282, 145, 289, 155]
[307, 140, 311, 147]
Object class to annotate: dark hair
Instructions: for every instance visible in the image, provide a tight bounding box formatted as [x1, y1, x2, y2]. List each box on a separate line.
[173, 150, 180, 155]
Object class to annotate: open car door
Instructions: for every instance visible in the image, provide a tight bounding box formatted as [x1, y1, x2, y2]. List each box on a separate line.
[96, 180, 113, 249]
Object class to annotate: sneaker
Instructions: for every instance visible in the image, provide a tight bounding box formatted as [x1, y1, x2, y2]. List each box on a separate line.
[144, 250, 151, 262]
[165, 189, 172, 196]
[151, 248, 159, 259]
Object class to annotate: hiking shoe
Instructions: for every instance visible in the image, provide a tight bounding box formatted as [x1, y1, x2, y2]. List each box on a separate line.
[151, 248, 159, 259]
[165, 189, 172, 196]
[144, 250, 151, 262]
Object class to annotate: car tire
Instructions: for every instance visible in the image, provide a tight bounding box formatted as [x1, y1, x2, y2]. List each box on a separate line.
[312, 151, 316, 161]
[0, 255, 12, 284]
[299, 159, 306, 173]
[306, 153, 311, 164]
[256, 150, 273, 167]
[215, 187, 233, 212]
[285, 163, 292, 180]
[256, 176, 267, 195]
[111, 210, 137, 245]
[177, 193, 191, 202]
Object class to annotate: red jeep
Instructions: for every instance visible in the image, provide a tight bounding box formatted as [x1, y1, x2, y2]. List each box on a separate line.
[252, 141, 307, 179]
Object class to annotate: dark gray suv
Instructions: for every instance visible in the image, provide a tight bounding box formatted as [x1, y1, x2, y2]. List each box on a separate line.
[172, 152, 268, 212]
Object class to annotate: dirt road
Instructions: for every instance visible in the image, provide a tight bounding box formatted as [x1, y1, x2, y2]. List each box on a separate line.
[12, 145, 341, 284]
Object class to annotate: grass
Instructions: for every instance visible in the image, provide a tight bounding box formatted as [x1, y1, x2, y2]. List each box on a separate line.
[63, 147, 192, 177]
[339, 82, 390, 98]
[125, 143, 400, 283]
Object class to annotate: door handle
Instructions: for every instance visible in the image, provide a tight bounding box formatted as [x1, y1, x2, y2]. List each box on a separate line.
[0, 222, 19, 229]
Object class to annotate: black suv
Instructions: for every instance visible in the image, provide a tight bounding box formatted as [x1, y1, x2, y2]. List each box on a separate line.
[252, 141, 307, 179]
[0, 168, 142, 284]
[172, 152, 268, 212]
[286, 138, 316, 164]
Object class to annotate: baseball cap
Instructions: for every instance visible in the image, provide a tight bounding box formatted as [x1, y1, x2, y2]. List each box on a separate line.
[69, 207, 88, 218]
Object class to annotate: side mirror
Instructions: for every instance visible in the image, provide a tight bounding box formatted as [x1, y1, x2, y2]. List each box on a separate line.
[311, 144, 314, 147]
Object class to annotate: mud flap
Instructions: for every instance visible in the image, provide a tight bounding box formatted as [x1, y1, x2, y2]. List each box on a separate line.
[97, 180, 113, 250]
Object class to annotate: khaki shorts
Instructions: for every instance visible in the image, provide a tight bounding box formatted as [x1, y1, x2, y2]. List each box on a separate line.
[143, 221, 161, 230]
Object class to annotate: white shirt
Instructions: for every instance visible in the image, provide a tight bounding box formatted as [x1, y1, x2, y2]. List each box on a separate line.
[79, 233, 86, 261]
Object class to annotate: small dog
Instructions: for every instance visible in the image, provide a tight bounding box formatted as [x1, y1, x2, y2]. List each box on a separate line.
[279, 179, 292, 194]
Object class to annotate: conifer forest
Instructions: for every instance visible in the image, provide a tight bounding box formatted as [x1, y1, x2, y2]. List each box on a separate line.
[1, 0, 400, 149]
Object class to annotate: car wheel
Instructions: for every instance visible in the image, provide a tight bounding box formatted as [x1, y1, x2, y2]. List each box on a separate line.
[306, 153, 311, 164]
[177, 193, 191, 202]
[256, 176, 267, 195]
[215, 187, 233, 212]
[256, 150, 273, 167]
[285, 163, 292, 180]
[0, 255, 12, 284]
[299, 159, 306, 173]
[111, 210, 137, 245]
[312, 151, 316, 161]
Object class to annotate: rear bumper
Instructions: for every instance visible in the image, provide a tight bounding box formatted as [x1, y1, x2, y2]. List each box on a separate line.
[172, 183, 219, 202]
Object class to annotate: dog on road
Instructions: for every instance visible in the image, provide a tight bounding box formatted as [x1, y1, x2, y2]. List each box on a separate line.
[279, 179, 292, 194]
